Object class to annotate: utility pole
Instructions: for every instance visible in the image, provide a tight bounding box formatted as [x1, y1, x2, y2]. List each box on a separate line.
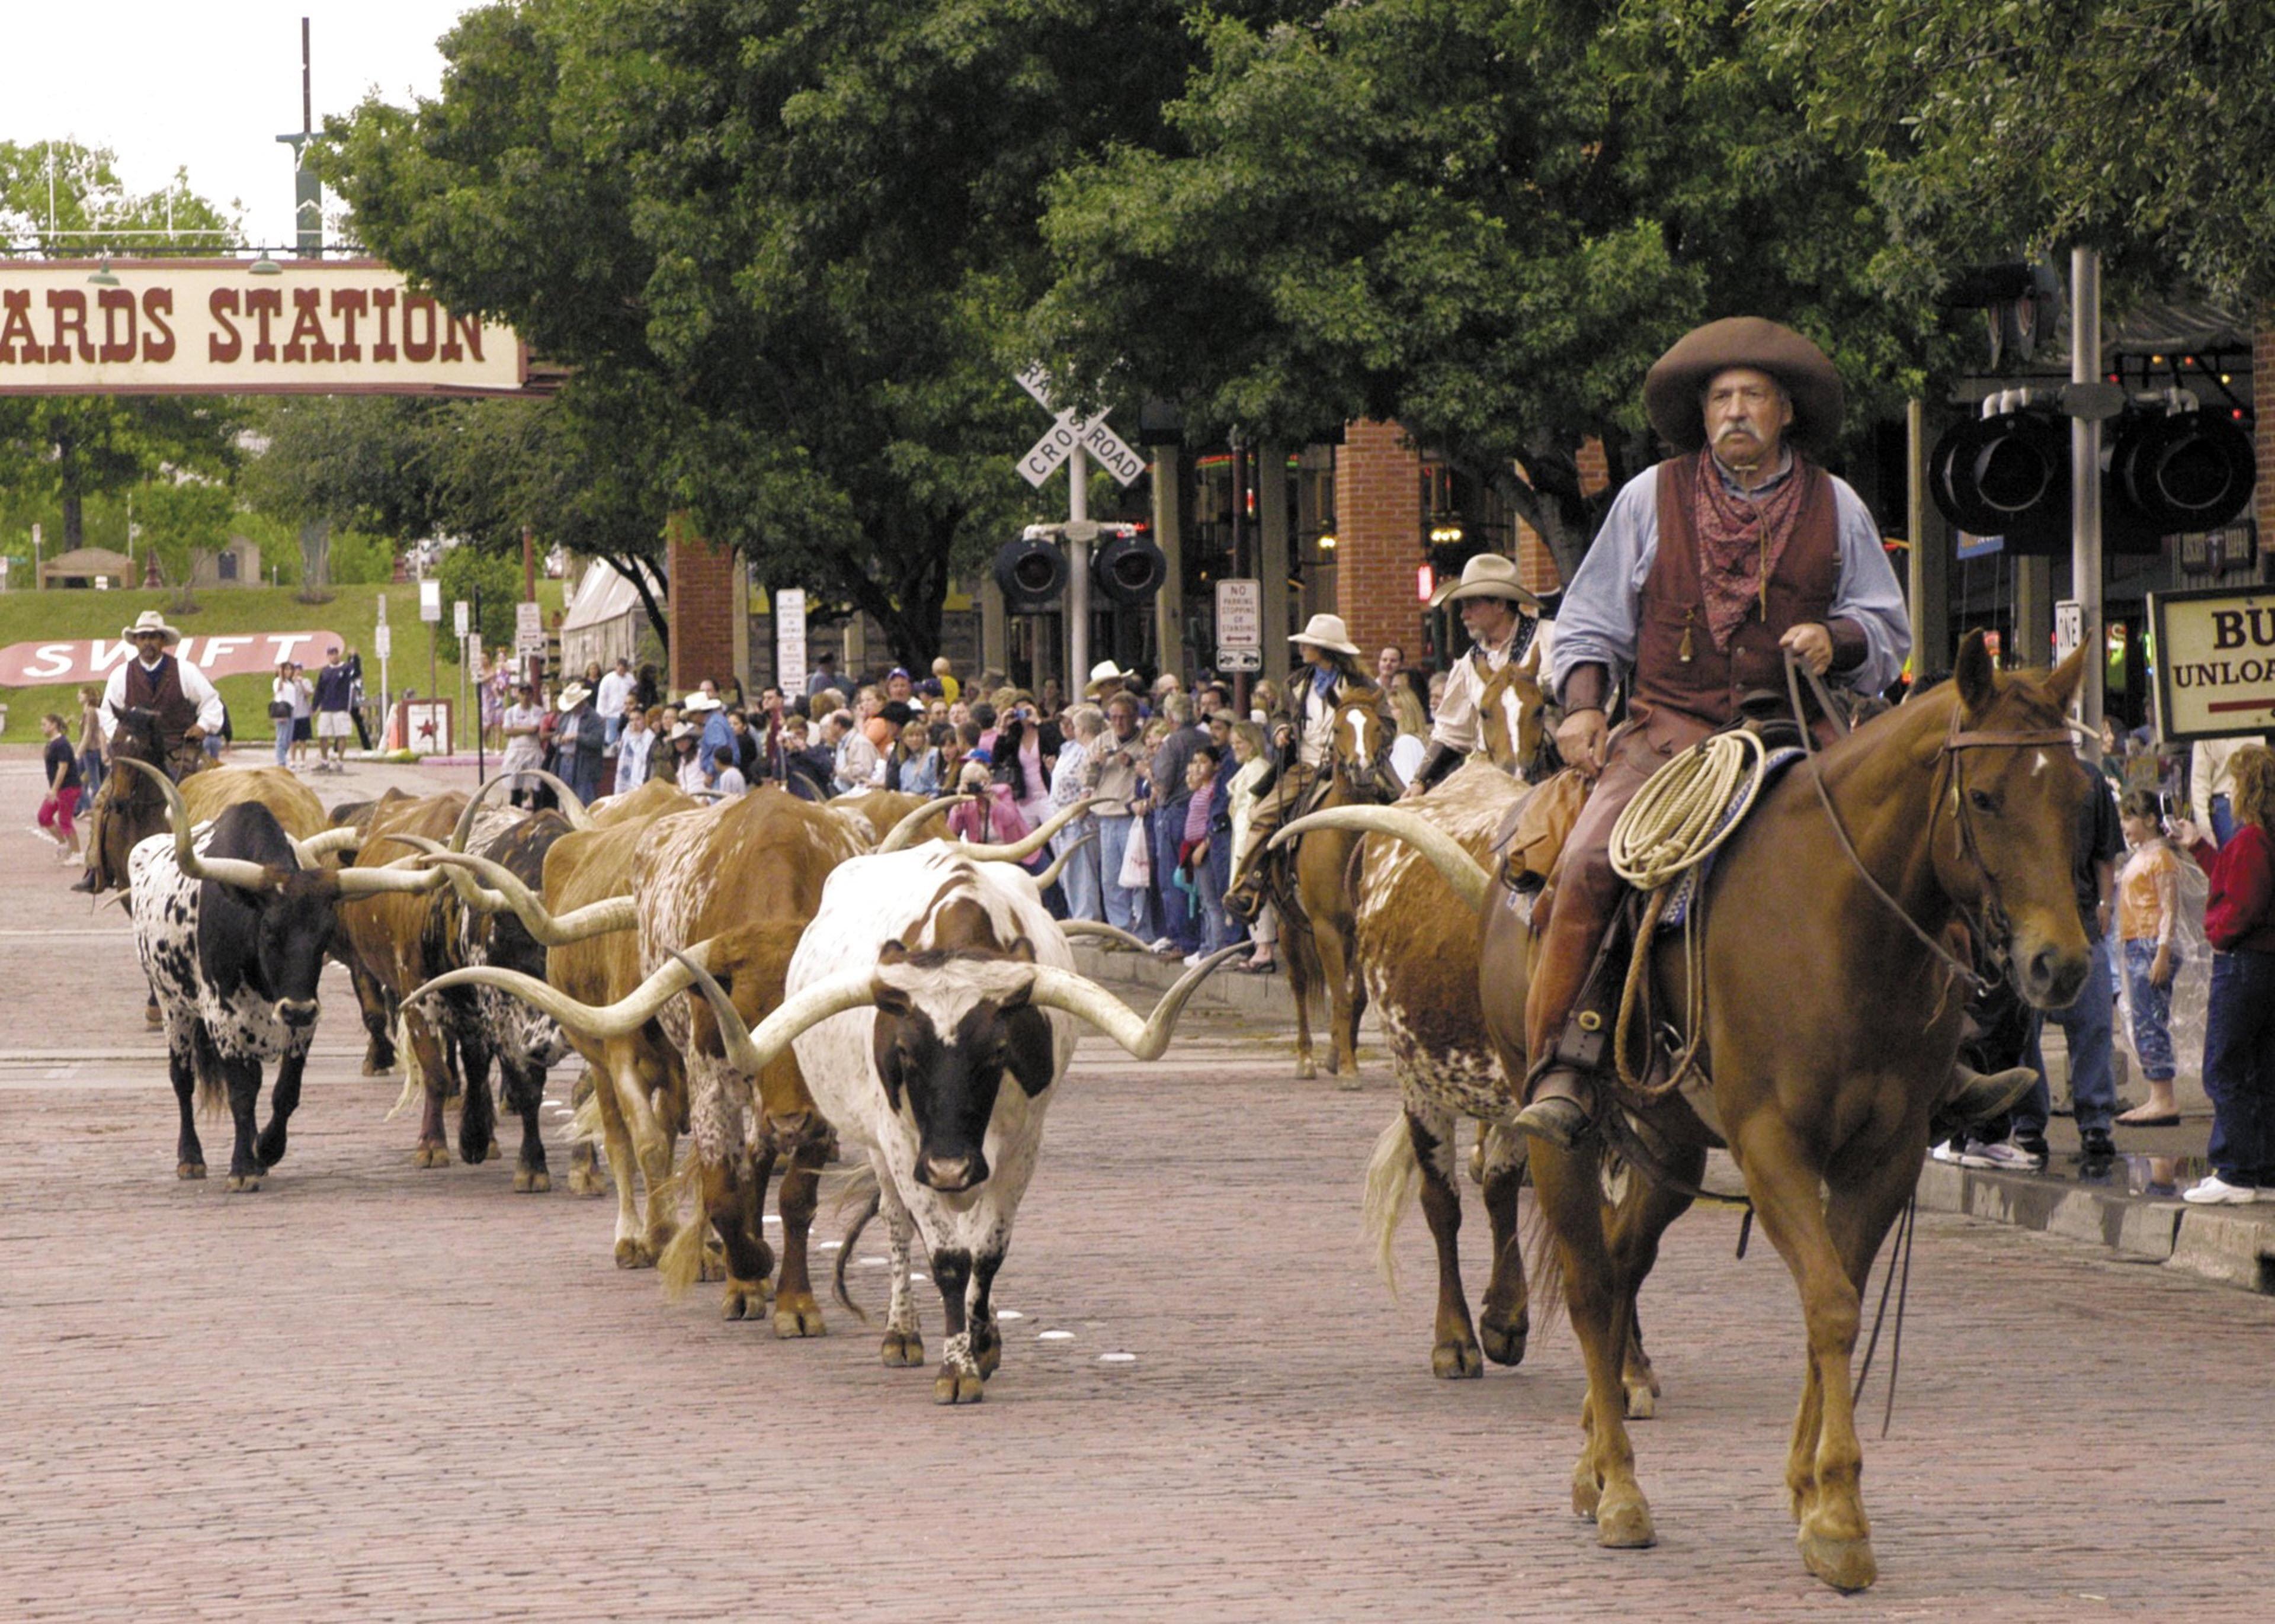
[1065, 446, 1092, 688]
[2070, 246, 2105, 749]
[275, 18, 322, 258]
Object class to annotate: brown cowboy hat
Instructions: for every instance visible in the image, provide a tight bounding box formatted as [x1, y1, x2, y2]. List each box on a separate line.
[1644, 317, 1844, 454]
[1428, 552, 1542, 612]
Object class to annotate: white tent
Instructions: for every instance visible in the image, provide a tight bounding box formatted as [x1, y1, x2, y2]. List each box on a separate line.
[559, 560, 662, 676]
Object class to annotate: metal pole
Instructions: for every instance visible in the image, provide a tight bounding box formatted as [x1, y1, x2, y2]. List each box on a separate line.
[473, 586, 486, 784]
[1066, 445, 1091, 688]
[2070, 246, 2105, 748]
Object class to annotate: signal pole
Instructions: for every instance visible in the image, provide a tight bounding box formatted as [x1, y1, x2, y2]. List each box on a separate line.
[2071, 246, 2104, 748]
[1065, 445, 1092, 691]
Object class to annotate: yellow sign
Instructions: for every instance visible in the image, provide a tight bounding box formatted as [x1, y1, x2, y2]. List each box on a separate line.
[0, 259, 527, 396]
[2148, 587, 2275, 740]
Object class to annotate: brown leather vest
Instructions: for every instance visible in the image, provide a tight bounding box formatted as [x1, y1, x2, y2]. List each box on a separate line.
[123, 654, 199, 739]
[1635, 452, 1839, 728]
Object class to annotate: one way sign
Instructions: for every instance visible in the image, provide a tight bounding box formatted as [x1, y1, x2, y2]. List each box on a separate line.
[1014, 365, 1146, 487]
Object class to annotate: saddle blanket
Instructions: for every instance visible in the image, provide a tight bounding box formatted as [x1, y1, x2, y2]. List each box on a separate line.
[1656, 746, 1805, 931]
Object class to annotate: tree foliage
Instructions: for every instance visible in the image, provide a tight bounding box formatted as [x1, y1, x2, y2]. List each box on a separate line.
[319, 0, 1207, 666]
[1030, 0, 1954, 575]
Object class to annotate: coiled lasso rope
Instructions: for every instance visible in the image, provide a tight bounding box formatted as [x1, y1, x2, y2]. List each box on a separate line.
[1606, 728, 1771, 1099]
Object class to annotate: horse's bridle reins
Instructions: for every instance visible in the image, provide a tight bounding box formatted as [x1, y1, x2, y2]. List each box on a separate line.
[1784, 653, 2074, 999]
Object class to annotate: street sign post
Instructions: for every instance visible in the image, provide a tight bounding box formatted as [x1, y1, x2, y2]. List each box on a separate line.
[2054, 598, 2082, 667]
[776, 588, 809, 697]
[1014, 367, 1149, 686]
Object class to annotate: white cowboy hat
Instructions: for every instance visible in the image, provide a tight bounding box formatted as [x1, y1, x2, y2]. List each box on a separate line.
[1084, 658, 1135, 695]
[1288, 613, 1360, 657]
[120, 609, 181, 643]
[669, 721, 698, 742]
[557, 682, 592, 712]
[681, 691, 722, 713]
[1429, 552, 1543, 612]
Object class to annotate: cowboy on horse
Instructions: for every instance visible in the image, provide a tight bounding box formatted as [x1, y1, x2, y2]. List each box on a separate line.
[1515, 317, 2032, 1149]
[1403, 553, 1546, 797]
[72, 609, 222, 894]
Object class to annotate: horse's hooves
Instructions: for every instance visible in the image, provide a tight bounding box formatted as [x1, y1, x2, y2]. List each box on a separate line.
[614, 1237, 659, 1270]
[413, 1144, 450, 1169]
[1431, 1339, 1483, 1379]
[1480, 1318, 1528, 1368]
[933, 1365, 985, 1404]
[224, 1174, 262, 1193]
[177, 1161, 206, 1181]
[1624, 1380, 1658, 1421]
[1799, 1530, 1876, 1593]
[773, 1301, 827, 1339]
[1595, 1487, 1656, 1549]
[881, 1330, 925, 1368]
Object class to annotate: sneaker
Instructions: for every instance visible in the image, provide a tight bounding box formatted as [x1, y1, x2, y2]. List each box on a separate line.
[1930, 1139, 1964, 1165]
[2181, 1174, 2258, 1205]
[1181, 951, 1208, 967]
[2013, 1132, 2050, 1163]
[1147, 936, 1178, 956]
[1963, 1138, 2046, 1173]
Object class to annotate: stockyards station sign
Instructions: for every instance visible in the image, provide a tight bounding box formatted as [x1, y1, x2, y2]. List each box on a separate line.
[2149, 586, 2275, 740]
[0, 259, 527, 396]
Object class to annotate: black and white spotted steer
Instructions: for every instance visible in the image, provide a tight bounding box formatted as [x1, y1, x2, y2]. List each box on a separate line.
[121, 759, 437, 1190]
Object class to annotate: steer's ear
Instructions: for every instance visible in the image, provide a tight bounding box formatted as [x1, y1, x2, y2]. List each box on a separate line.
[1005, 934, 1037, 964]
[878, 938, 911, 965]
[1004, 1006, 1055, 1097]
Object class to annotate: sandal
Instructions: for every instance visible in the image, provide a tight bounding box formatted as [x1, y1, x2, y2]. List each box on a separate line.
[2114, 1111, 2180, 1128]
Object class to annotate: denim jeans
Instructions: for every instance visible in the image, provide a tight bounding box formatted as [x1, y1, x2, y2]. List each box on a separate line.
[1152, 800, 1200, 952]
[1207, 824, 1246, 948]
[2202, 948, 2275, 1184]
[2119, 936, 2178, 1080]
[2020, 935, 2117, 1136]
[1194, 837, 1231, 953]
[1095, 813, 1151, 937]
[273, 724, 292, 767]
[79, 749, 105, 800]
[1052, 817, 1103, 922]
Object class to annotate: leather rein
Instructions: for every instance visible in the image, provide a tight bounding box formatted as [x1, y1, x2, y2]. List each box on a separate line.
[1784, 653, 2074, 1000]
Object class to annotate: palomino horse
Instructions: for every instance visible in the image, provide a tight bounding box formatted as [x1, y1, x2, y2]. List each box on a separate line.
[1332, 635, 2090, 1591]
[1242, 692, 1396, 1079]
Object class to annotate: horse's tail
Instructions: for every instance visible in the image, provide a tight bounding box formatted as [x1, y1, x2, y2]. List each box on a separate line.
[1360, 1113, 1420, 1296]
[1520, 1167, 1570, 1339]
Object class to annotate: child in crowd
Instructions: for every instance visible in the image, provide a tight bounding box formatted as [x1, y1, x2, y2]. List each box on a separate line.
[2114, 789, 2183, 1127]
[709, 746, 746, 797]
[37, 712, 84, 862]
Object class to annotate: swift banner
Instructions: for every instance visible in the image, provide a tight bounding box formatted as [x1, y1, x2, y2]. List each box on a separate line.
[0, 632, 338, 687]
[0, 259, 527, 396]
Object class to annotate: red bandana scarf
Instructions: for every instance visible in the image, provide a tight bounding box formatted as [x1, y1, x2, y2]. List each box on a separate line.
[1686, 448, 1808, 651]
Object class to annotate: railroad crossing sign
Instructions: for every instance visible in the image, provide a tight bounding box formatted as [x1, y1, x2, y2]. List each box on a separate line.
[1014, 364, 1146, 487]
[1216, 577, 1263, 671]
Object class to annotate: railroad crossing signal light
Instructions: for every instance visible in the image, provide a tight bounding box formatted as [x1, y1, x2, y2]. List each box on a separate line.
[993, 535, 1067, 614]
[1091, 528, 1167, 606]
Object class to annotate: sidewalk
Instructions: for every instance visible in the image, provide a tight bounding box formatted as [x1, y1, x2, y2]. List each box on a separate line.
[1071, 942, 2275, 1296]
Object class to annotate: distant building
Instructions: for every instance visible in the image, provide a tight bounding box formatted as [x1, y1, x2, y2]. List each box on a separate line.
[37, 546, 136, 590]
[190, 535, 263, 588]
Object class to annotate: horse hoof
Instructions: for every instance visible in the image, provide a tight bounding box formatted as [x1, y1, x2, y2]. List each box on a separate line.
[1431, 1339, 1483, 1379]
[1624, 1380, 1658, 1421]
[225, 1174, 262, 1193]
[1799, 1530, 1876, 1593]
[255, 1135, 287, 1169]
[1595, 1487, 1656, 1549]
[614, 1237, 659, 1270]
[177, 1161, 206, 1181]
[773, 1301, 827, 1339]
[934, 1366, 985, 1404]
[1479, 1318, 1528, 1368]
[414, 1143, 451, 1169]
[881, 1330, 925, 1368]
[460, 1139, 495, 1165]
[512, 1168, 550, 1193]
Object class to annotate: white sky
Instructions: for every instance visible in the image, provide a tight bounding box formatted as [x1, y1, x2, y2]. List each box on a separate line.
[4, 1, 476, 251]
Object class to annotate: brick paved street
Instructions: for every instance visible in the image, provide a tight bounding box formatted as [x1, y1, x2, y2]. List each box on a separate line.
[4, 754, 2273, 1622]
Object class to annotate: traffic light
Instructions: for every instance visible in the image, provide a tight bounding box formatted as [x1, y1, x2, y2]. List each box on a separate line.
[993, 534, 1067, 613]
[1930, 400, 2254, 558]
[1091, 527, 1167, 606]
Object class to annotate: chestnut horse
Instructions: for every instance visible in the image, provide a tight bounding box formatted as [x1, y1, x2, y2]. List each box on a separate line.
[1337, 635, 2090, 1591]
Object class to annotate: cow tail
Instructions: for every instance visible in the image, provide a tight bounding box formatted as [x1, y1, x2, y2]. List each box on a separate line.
[1360, 1113, 1420, 1297]
[831, 1168, 881, 1324]
[383, 1012, 422, 1121]
[568, 1072, 605, 1144]
[194, 1049, 228, 1122]
[657, 1198, 709, 1300]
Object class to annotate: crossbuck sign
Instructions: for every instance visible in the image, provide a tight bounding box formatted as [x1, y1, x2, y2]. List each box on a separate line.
[1015, 365, 1146, 487]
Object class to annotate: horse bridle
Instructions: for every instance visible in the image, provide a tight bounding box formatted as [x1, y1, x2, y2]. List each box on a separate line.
[1786, 654, 2074, 999]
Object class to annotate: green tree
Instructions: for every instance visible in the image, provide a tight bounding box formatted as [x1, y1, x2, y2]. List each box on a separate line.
[134, 476, 238, 608]
[321, 0, 1205, 667]
[0, 142, 245, 550]
[435, 543, 521, 663]
[1030, 0, 1948, 578]
[1763, 0, 2275, 306]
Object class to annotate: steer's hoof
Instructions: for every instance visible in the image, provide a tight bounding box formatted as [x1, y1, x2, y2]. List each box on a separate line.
[773, 1298, 826, 1339]
[1799, 1530, 1876, 1593]
[1595, 1486, 1656, 1549]
[1624, 1373, 1659, 1420]
[1480, 1316, 1529, 1368]
[880, 1330, 925, 1368]
[1432, 1339, 1483, 1379]
[1295, 1057, 1316, 1080]
[512, 1168, 550, 1193]
[934, 1365, 985, 1404]
[413, 1142, 451, 1169]
[224, 1173, 262, 1193]
[177, 1160, 206, 1181]
[614, 1237, 659, 1270]
[566, 1164, 607, 1198]
[720, 1281, 766, 1321]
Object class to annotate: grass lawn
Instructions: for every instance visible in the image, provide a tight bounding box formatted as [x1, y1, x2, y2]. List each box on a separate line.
[0, 582, 563, 745]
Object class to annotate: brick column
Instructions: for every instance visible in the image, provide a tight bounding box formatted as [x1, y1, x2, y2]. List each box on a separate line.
[667, 520, 739, 697]
[1334, 421, 1424, 671]
[2257, 320, 2275, 553]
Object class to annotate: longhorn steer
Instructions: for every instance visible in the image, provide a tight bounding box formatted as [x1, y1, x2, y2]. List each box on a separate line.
[123, 762, 437, 1189]
[679, 847, 1238, 1402]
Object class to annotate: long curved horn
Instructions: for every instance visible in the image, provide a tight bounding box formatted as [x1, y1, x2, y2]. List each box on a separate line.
[292, 826, 364, 864]
[114, 758, 276, 891]
[391, 834, 511, 913]
[954, 795, 1094, 864]
[672, 952, 886, 1079]
[333, 859, 456, 898]
[1023, 946, 1243, 1060]
[408, 939, 714, 1038]
[1032, 827, 1098, 888]
[419, 850, 637, 944]
[1059, 916, 1149, 953]
[1269, 805, 1491, 912]
[875, 792, 972, 853]
[523, 768, 598, 831]
[446, 773, 518, 853]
